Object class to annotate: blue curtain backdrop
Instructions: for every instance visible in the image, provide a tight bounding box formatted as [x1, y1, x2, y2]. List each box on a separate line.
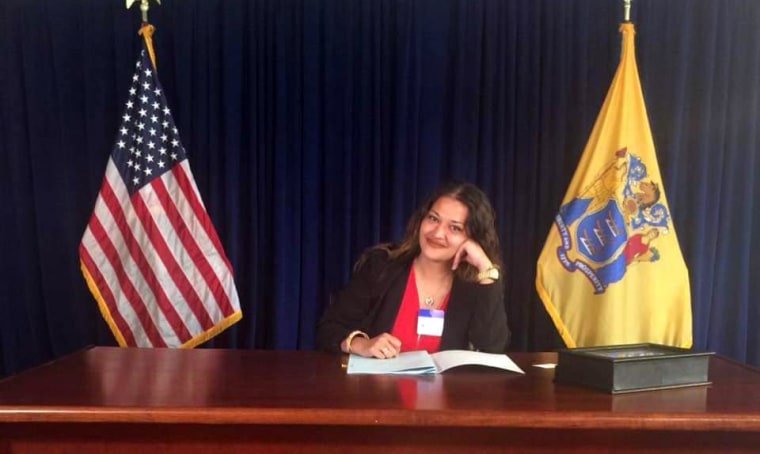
[1, 0, 758, 376]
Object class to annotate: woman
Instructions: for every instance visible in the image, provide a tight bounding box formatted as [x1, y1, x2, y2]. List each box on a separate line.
[316, 181, 510, 358]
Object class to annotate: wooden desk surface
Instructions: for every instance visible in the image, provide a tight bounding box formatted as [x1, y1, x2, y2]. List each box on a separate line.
[1, 346, 759, 432]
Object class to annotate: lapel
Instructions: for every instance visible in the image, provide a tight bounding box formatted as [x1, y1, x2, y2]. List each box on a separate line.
[440, 277, 470, 350]
[368, 258, 410, 334]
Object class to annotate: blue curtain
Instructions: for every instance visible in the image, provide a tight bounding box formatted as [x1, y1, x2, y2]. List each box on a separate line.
[1, 0, 758, 376]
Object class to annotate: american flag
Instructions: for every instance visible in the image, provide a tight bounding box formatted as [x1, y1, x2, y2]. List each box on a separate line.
[79, 42, 242, 348]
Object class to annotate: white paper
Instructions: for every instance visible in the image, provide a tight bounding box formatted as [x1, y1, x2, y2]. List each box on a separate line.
[347, 351, 436, 374]
[431, 350, 525, 374]
[346, 350, 524, 375]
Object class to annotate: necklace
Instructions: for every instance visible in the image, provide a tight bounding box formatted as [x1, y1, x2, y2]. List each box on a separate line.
[415, 261, 452, 309]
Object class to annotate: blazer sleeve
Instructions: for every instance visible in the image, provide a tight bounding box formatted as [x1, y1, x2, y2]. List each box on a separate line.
[315, 250, 388, 353]
[467, 281, 510, 353]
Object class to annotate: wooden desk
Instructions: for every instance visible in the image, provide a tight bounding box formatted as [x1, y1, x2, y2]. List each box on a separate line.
[0, 347, 759, 453]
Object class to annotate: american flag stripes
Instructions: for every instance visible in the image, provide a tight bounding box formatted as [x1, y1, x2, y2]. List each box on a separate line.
[80, 38, 241, 348]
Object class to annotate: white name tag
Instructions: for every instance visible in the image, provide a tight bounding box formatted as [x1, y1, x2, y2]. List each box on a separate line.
[417, 309, 445, 337]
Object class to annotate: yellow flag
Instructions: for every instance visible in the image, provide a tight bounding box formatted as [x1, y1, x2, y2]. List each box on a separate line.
[535, 23, 692, 348]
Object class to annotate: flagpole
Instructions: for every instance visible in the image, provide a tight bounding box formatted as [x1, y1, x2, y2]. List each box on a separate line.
[623, 0, 632, 22]
[126, 0, 160, 69]
[126, 0, 161, 24]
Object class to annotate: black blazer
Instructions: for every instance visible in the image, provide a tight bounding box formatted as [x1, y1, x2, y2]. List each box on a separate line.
[316, 250, 510, 353]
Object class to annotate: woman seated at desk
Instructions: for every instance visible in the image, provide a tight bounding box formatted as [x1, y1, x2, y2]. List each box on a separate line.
[317, 181, 510, 358]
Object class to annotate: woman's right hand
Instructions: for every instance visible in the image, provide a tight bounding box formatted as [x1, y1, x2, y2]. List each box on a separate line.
[351, 333, 402, 359]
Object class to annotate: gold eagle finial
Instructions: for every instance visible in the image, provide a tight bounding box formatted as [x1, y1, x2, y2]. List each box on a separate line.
[126, 0, 161, 23]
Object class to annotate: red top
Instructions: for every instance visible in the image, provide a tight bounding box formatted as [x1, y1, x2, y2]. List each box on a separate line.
[390, 266, 450, 353]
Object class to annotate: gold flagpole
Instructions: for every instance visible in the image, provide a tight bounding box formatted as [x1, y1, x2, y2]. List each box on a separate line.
[126, 0, 161, 69]
[623, 0, 632, 22]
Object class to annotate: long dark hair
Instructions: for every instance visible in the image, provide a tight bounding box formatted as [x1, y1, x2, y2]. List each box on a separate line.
[358, 181, 502, 282]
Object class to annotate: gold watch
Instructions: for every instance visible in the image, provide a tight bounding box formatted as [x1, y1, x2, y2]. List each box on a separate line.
[477, 266, 500, 282]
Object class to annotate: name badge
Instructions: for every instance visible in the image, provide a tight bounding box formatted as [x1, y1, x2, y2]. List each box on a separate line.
[417, 309, 445, 337]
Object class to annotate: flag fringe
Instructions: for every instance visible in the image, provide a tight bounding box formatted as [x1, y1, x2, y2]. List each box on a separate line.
[81, 261, 128, 347]
[180, 310, 243, 349]
[535, 265, 576, 348]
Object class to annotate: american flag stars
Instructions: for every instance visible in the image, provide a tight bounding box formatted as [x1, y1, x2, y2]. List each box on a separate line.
[112, 49, 187, 195]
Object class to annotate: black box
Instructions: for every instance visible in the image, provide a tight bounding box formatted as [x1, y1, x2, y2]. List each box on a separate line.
[554, 343, 714, 394]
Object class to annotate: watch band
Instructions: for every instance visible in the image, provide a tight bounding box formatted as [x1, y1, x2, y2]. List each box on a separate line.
[477, 266, 500, 282]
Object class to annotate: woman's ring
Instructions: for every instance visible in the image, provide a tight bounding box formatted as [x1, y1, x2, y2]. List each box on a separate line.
[381, 347, 390, 355]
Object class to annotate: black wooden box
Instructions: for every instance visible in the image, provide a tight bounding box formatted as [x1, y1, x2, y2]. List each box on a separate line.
[554, 343, 714, 393]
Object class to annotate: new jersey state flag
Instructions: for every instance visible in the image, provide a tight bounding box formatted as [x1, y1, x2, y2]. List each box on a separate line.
[535, 23, 692, 348]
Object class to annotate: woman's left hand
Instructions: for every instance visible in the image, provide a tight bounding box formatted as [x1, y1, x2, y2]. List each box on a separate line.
[451, 239, 492, 273]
